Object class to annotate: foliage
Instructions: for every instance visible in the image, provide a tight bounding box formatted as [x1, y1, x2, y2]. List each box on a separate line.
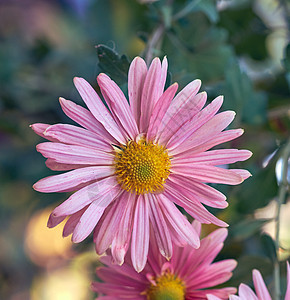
[0, 0, 289, 299]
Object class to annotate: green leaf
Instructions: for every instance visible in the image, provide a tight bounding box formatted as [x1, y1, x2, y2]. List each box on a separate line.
[165, 13, 234, 82]
[174, 0, 218, 23]
[236, 150, 279, 214]
[230, 255, 272, 286]
[282, 44, 290, 89]
[194, 0, 219, 23]
[230, 218, 272, 241]
[282, 38, 290, 72]
[96, 44, 130, 86]
[218, 5, 267, 60]
[260, 233, 277, 263]
[222, 60, 267, 125]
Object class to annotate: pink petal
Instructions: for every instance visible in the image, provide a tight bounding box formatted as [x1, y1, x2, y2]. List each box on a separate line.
[286, 262, 290, 300]
[252, 269, 272, 300]
[189, 260, 237, 289]
[239, 283, 259, 300]
[59, 97, 113, 142]
[96, 266, 145, 288]
[47, 214, 66, 228]
[174, 228, 229, 281]
[188, 228, 229, 273]
[95, 192, 128, 255]
[72, 184, 121, 242]
[147, 83, 178, 141]
[157, 79, 202, 142]
[158, 93, 206, 146]
[207, 295, 222, 300]
[73, 77, 126, 143]
[160, 57, 168, 93]
[111, 193, 136, 265]
[94, 295, 125, 300]
[165, 219, 188, 248]
[167, 96, 224, 150]
[97, 73, 139, 139]
[231, 169, 252, 180]
[171, 164, 244, 185]
[189, 288, 237, 299]
[44, 124, 112, 151]
[178, 128, 245, 158]
[229, 296, 241, 300]
[164, 181, 228, 227]
[36, 142, 114, 165]
[92, 282, 142, 298]
[148, 194, 172, 260]
[131, 195, 150, 272]
[169, 174, 227, 209]
[33, 166, 114, 193]
[171, 241, 196, 277]
[52, 176, 119, 217]
[45, 159, 86, 171]
[128, 57, 147, 127]
[146, 233, 167, 274]
[203, 226, 228, 246]
[172, 149, 253, 165]
[140, 57, 166, 132]
[192, 220, 202, 236]
[30, 123, 57, 141]
[62, 208, 86, 237]
[99, 256, 146, 284]
[158, 194, 200, 248]
[169, 109, 235, 156]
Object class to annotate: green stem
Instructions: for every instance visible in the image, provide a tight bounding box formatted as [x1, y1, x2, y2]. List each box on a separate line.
[144, 0, 174, 64]
[274, 139, 290, 300]
[145, 23, 165, 65]
[172, 0, 201, 21]
[144, 0, 202, 63]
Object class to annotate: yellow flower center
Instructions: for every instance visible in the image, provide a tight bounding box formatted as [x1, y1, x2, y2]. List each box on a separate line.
[114, 140, 171, 194]
[146, 272, 185, 300]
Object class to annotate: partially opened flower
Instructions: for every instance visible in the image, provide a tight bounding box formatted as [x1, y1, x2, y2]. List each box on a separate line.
[92, 222, 237, 299]
[207, 262, 290, 300]
[32, 56, 251, 271]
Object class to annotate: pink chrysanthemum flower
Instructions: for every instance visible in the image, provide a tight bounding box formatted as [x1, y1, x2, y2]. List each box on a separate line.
[92, 222, 237, 300]
[207, 262, 290, 300]
[32, 56, 251, 272]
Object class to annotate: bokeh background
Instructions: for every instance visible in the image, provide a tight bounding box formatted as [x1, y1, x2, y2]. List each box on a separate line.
[0, 0, 289, 299]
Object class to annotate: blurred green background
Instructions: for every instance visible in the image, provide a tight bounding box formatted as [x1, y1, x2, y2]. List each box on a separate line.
[0, 0, 289, 299]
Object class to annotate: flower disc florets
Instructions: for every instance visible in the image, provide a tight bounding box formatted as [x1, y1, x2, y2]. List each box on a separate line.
[114, 140, 171, 194]
[146, 272, 185, 300]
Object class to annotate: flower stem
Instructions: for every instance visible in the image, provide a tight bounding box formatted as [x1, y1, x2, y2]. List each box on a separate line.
[144, 0, 174, 64]
[172, 0, 201, 21]
[144, 0, 202, 64]
[274, 138, 290, 300]
[145, 24, 165, 65]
